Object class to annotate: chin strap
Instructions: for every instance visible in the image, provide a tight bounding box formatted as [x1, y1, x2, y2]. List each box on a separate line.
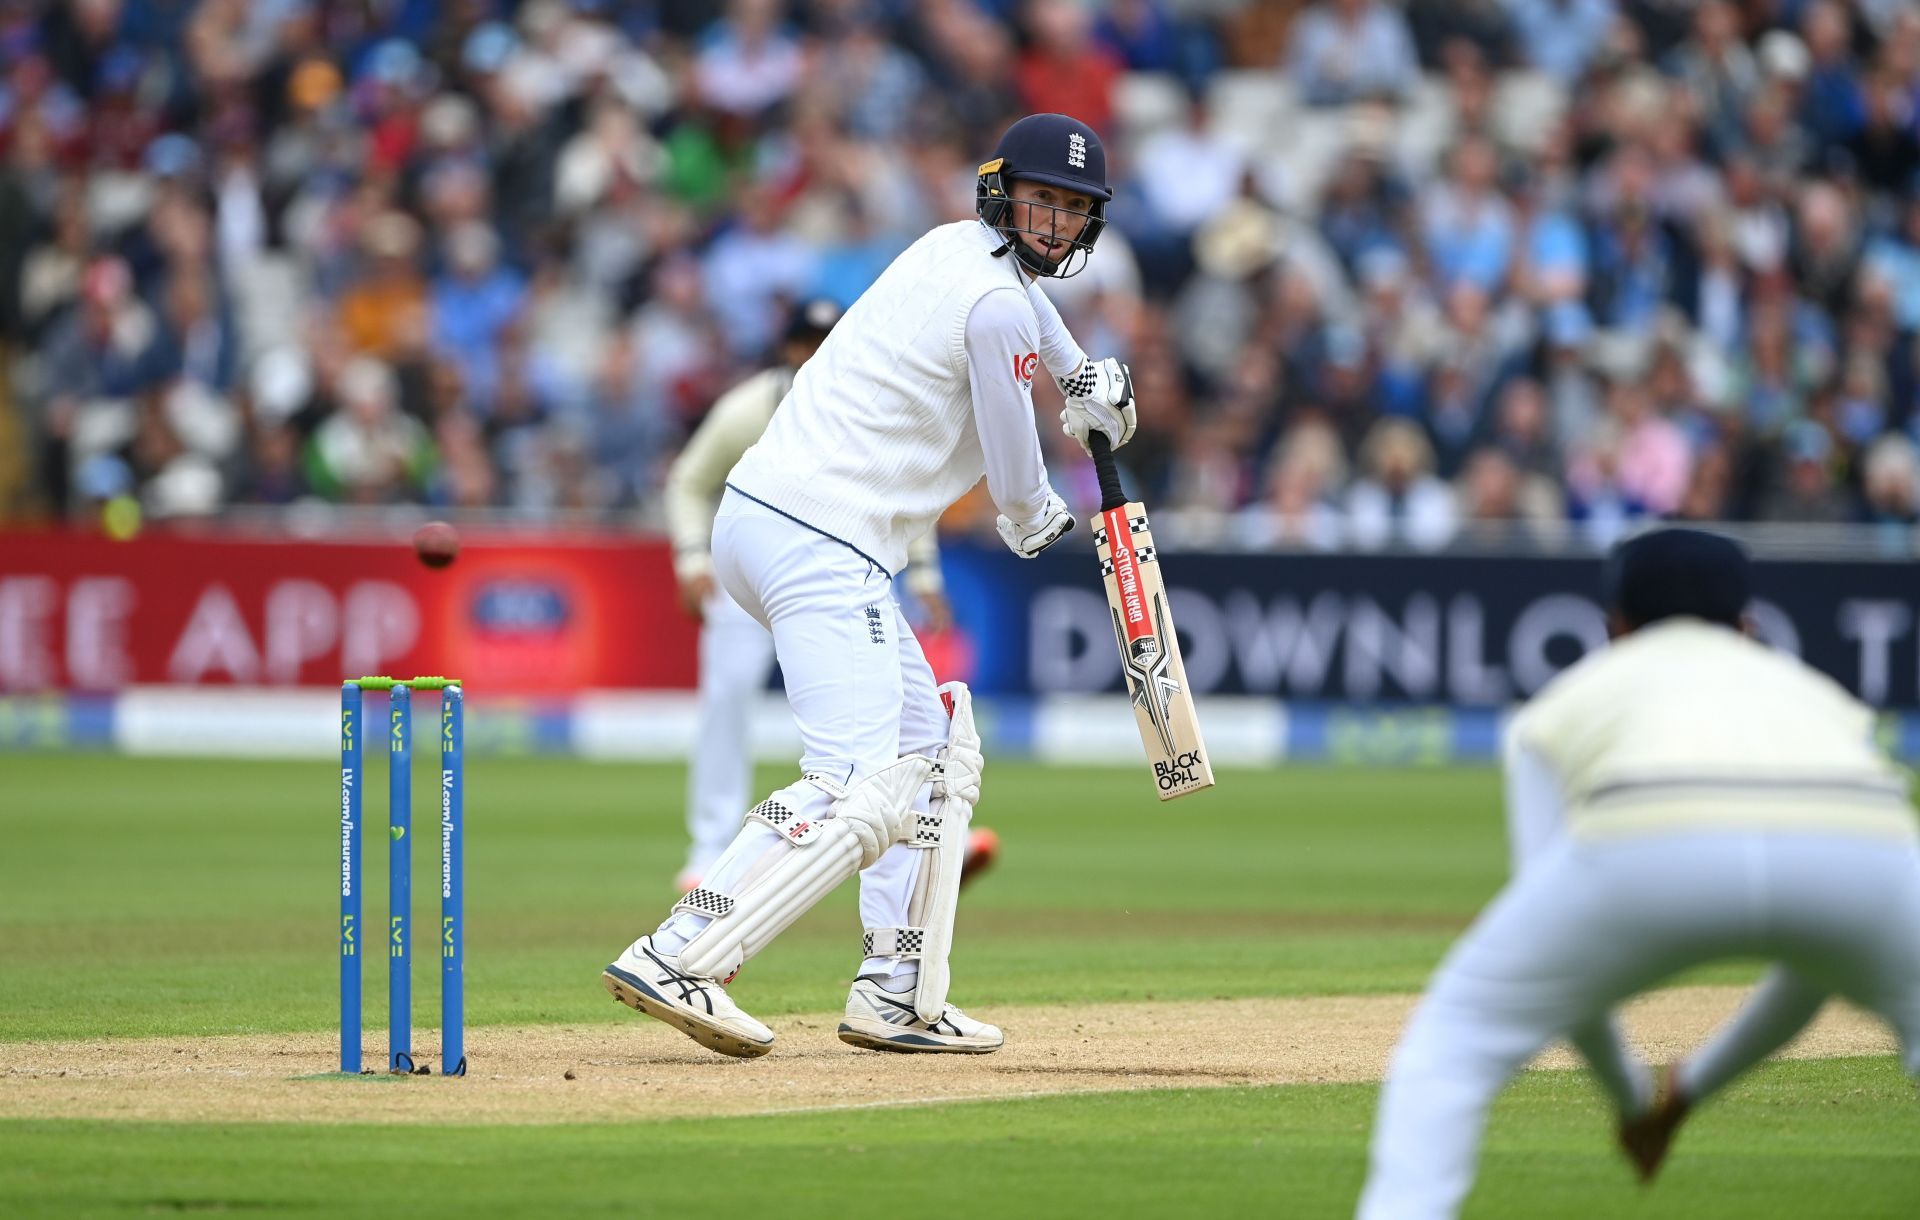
[990, 236, 1062, 278]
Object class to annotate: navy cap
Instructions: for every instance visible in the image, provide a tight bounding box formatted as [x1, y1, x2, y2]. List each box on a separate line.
[782, 298, 841, 345]
[1602, 527, 1750, 631]
[985, 113, 1110, 201]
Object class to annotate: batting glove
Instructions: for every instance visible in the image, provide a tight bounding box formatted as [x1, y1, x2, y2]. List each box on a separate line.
[1058, 357, 1137, 455]
[996, 490, 1075, 559]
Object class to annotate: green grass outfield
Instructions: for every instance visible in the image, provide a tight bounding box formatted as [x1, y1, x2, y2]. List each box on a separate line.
[3, 756, 1916, 1217]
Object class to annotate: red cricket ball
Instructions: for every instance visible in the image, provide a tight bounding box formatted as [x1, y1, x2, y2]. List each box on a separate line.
[413, 521, 460, 569]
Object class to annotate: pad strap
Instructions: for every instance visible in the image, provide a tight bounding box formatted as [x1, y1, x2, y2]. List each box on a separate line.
[908, 808, 945, 847]
[864, 926, 927, 958]
[746, 796, 800, 836]
[672, 887, 735, 920]
[742, 774, 845, 838]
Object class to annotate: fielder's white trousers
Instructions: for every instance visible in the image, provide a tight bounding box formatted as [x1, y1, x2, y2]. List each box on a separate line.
[1358, 827, 1920, 1220]
[655, 489, 949, 977]
[685, 584, 776, 877]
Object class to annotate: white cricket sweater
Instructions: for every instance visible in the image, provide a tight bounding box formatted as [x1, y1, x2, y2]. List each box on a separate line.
[664, 365, 944, 592]
[1507, 619, 1917, 841]
[728, 220, 1083, 573]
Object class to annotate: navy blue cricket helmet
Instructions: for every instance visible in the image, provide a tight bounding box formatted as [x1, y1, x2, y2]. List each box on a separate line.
[976, 113, 1111, 279]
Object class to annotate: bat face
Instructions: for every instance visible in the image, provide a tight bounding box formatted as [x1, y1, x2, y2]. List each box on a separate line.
[1114, 596, 1179, 755]
[1094, 503, 1215, 800]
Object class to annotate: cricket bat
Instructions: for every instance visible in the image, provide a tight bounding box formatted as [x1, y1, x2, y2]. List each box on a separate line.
[1087, 432, 1215, 800]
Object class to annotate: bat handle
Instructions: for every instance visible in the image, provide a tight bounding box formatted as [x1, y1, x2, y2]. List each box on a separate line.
[1089, 431, 1127, 512]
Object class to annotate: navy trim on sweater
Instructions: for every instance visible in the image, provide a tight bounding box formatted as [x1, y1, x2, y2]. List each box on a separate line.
[724, 483, 896, 577]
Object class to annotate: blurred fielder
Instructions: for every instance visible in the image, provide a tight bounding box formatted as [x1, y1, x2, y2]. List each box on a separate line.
[605, 113, 1137, 1057]
[1359, 527, 1920, 1218]
[664, 298, 998, 893]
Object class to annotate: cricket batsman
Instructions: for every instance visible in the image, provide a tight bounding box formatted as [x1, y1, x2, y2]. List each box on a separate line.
[1358, 528, 1920, 1218]
[605, 113, 1138, 1057]
[663, 298, 999, 893]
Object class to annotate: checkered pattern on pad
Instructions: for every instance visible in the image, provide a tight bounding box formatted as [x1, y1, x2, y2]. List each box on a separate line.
[863, 927, 927, 957]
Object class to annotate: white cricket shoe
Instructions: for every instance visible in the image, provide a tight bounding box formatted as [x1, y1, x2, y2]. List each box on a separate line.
[603, 935, 774, 1059]
[837, 976, 1004, 1054]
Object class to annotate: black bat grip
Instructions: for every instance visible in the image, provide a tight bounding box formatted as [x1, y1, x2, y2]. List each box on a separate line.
[1089, 431, 1127, 512]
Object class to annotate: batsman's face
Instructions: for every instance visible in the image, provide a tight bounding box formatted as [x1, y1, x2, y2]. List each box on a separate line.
[1008, 179, 1093, 263]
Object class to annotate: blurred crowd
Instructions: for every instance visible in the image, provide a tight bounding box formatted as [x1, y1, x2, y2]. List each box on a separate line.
[3, 0, 1920, 552]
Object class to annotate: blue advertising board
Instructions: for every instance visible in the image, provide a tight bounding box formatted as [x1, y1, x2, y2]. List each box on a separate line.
[940, 543, 1920, 709]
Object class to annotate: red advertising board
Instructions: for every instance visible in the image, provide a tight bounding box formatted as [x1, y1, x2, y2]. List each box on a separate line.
[0, 529, 699, 694]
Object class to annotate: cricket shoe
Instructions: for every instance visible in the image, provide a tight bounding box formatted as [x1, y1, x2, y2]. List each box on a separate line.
[837, 976, 1003, 1054]
[1617, 1063, 1691, 1183]
[959, 826, 999, 890]
[602, 935, 773, 1059]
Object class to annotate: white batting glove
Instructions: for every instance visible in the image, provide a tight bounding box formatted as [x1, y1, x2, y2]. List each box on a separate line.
[1057, 357, 1137, 455]
[995, 490, 1075, 559]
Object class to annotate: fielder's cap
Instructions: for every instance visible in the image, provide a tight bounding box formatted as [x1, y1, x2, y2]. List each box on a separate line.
[985, 112, 1111, 201]
[1602, 527, 1750, 631]
[783, 298, 841, 344]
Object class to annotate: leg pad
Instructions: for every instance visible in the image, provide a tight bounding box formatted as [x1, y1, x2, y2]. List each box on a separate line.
[679, 757, 930, 982]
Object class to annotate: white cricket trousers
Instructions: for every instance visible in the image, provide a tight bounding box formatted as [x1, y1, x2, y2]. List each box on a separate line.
[685, 584, 776, 876]
[655, 489, 950, 976]
[1358, 828, 1920, 1220]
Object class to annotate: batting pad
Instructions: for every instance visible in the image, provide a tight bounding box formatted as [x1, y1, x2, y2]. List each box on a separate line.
[890, 681, 980, 1023]
[679, 756, 931, 983]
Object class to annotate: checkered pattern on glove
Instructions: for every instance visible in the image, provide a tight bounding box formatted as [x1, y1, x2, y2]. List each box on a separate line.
[1058, 357, 1137, 455]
